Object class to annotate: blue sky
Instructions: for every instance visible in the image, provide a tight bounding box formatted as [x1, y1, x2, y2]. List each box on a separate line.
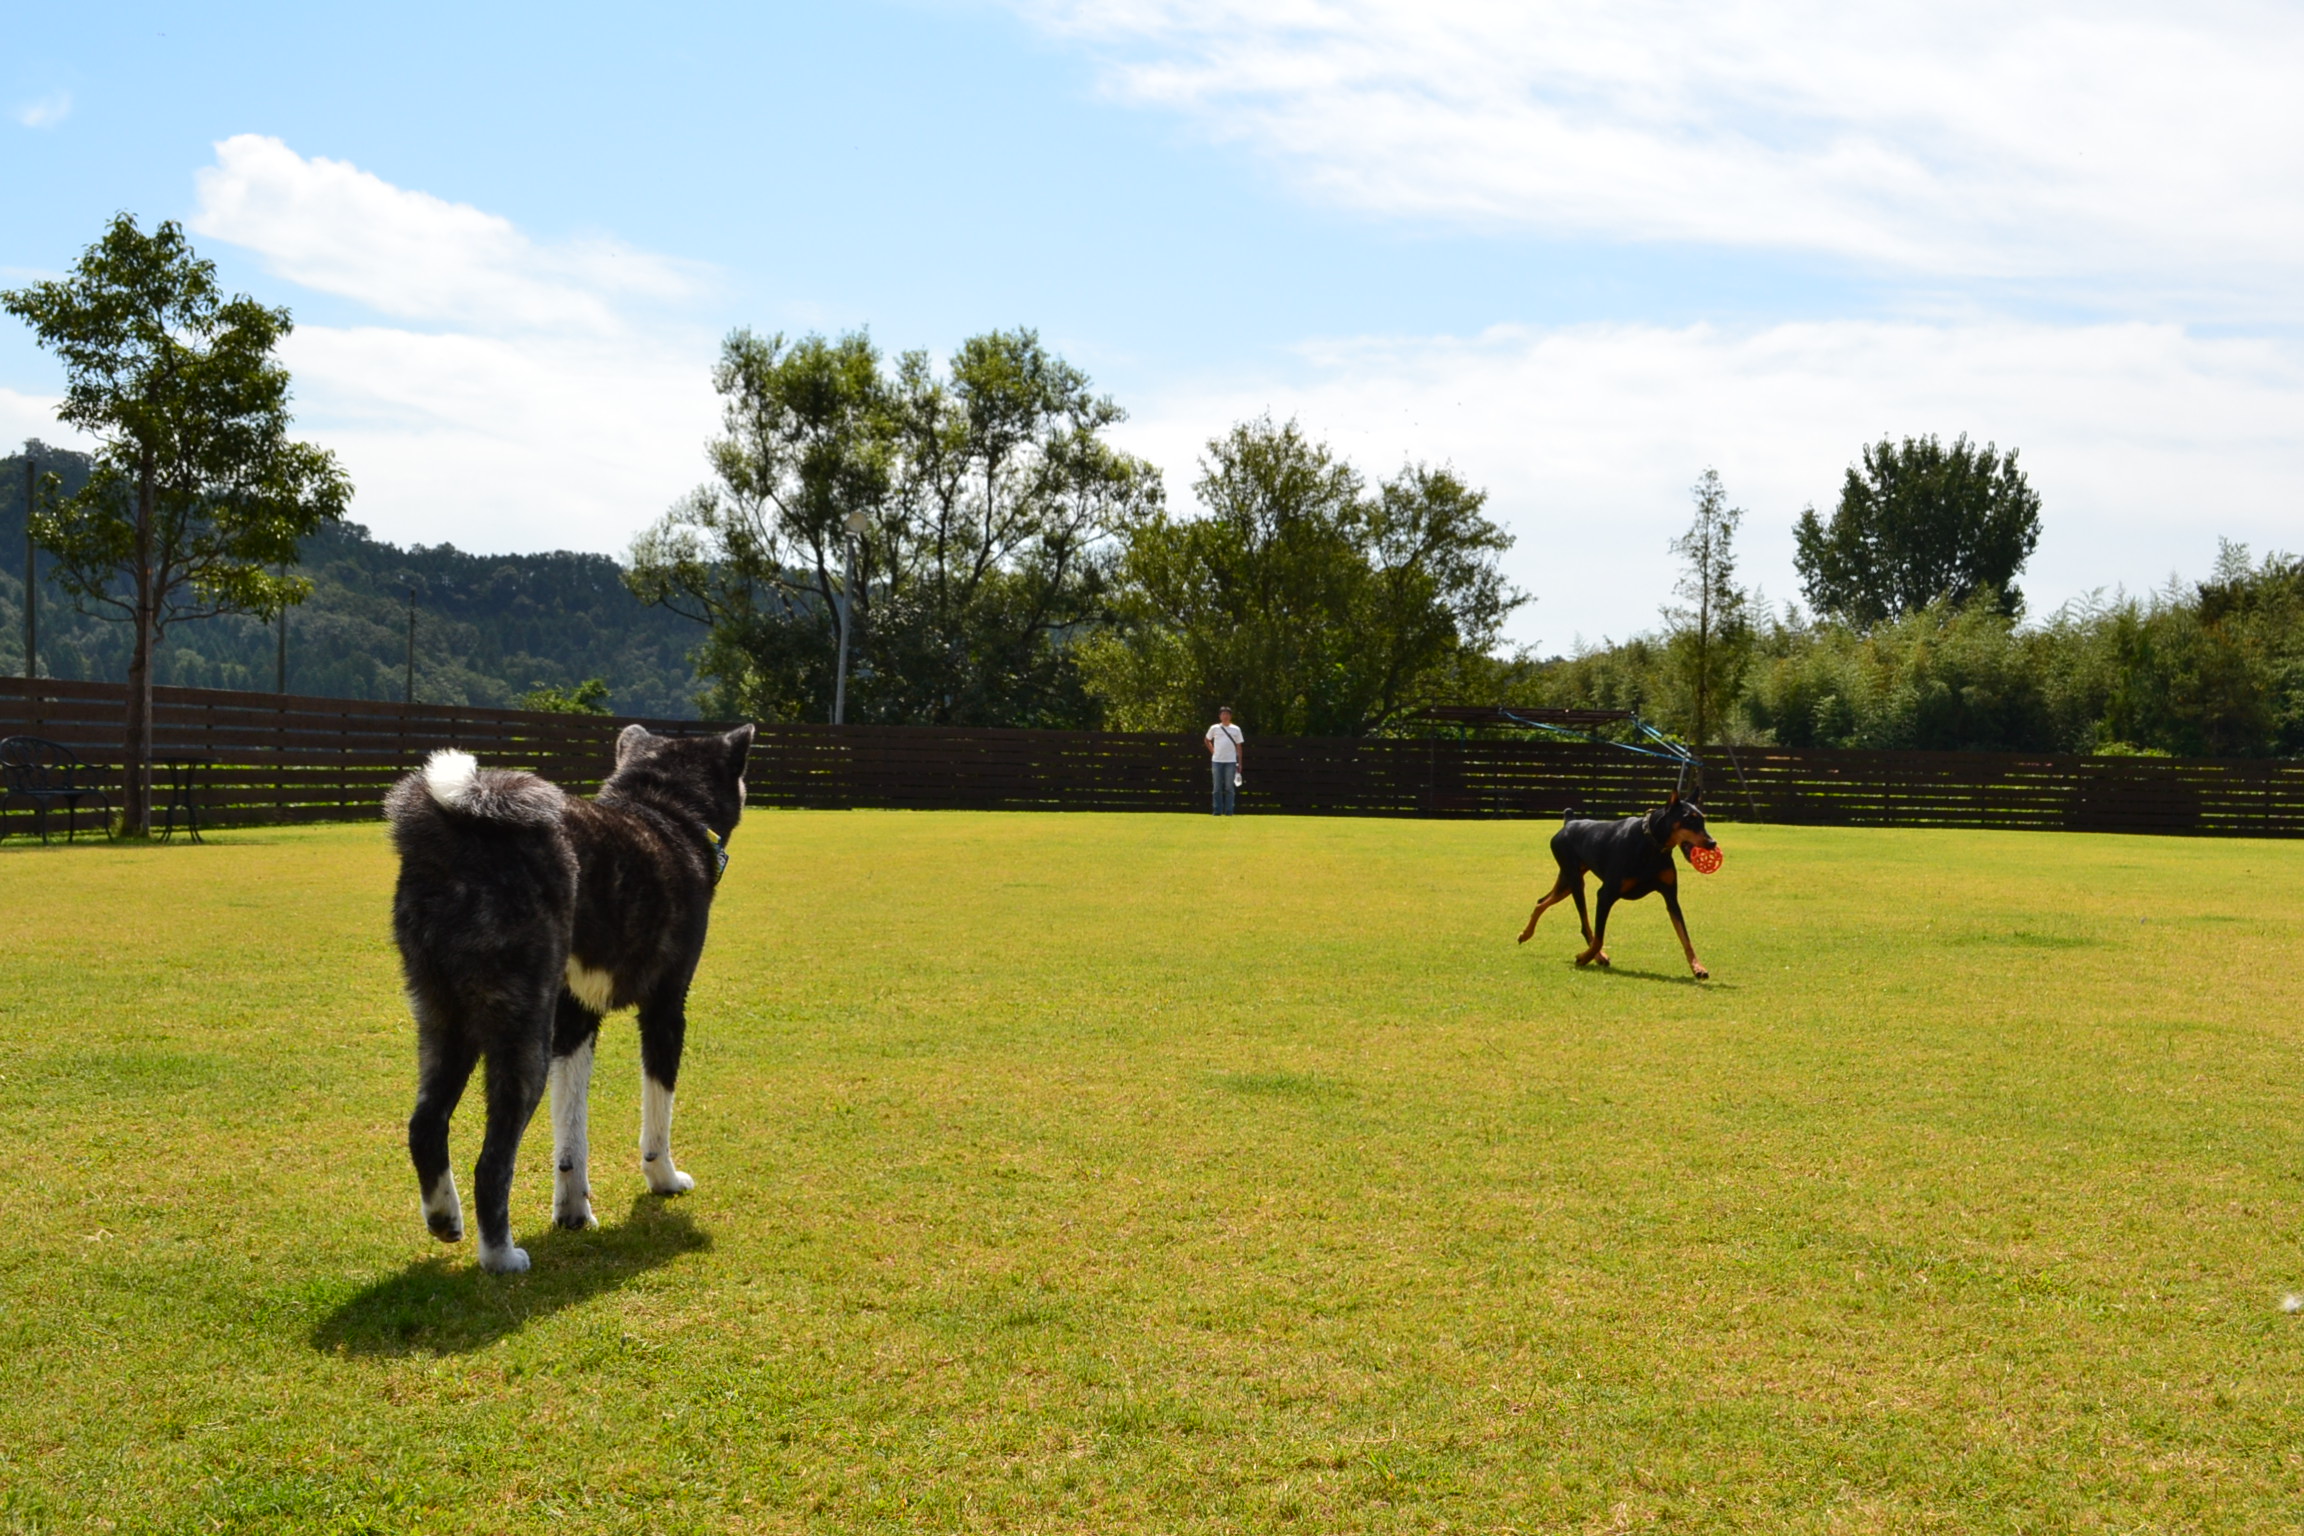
[6, 1, 2301, 649]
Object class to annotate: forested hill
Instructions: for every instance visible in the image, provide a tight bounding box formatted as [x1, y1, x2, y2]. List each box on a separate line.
[0, 443, 706, 718]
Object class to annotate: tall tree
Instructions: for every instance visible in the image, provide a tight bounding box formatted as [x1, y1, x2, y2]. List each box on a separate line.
[1662, 469, 1753, 751]
[628, 329, 891, 723]
[1084, 417, 1519, 735]
[3, 216, 349, 832]
[1793, 433, 2041, 627]
[630, 327, 1156, 725]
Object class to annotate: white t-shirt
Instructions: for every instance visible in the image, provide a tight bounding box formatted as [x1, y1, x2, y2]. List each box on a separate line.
[1206, 722, 1244, 763]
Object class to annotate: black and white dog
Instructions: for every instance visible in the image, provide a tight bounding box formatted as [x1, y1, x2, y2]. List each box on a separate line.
[384, 723, 755, 1272]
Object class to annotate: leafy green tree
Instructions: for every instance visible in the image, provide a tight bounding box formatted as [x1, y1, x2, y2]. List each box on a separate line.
[630, 327, 1156, 726]
[1083, 417, 1520, 734]
[3, 216, 350, 832]
[628, 329, 890, 723]
[1794, 433, 2040, 627]
[520, 677, 611, 714]
[865, 331, 1156, 724]
[1662, 469, 1753, 750]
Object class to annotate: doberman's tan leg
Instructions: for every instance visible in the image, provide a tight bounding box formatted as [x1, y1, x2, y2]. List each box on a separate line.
[1518, 883, 1571, 943]
[1520, 868, 1583, 944]
[1668, 914, 1706, 978]
[1662, 886, 1708, 979]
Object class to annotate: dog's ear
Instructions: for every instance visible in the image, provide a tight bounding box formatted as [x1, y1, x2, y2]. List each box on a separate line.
[615, 723, 651, 764]
[724, 722, 756, 775]
[1668, 791, 1681, 807]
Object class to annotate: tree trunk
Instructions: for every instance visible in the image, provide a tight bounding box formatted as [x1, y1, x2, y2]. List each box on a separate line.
[122, 463, 156, 836]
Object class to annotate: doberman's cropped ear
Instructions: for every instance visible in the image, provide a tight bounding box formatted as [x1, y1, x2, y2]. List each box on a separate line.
[724, 722, 756, 774]
[1668, 791, 1681, 806]
[615, 723, 651, 764]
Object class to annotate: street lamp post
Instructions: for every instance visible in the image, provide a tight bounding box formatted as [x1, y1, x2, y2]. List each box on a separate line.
[832, 511, 869, 726]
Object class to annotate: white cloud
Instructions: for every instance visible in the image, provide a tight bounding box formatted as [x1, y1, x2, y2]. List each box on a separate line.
[0, 388, 91, 453]
[14, 90, 71, 129]
[278, 326, 718, 554]
[1024, 2, 2304, 642]
[1020, 1, 2304, 304]
[191, 134, 705, 333]
[173, 138, 722, 556]
[1117, 318, 2304, 649]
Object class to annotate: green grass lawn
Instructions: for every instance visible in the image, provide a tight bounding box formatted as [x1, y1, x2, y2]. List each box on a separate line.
[3, 811, 2302, 1533]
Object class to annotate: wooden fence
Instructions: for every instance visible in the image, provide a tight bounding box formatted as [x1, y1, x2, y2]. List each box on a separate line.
[745, 724, 2304, 836]
[0, 677, 711, 833]
[6, 676, 2303, 837]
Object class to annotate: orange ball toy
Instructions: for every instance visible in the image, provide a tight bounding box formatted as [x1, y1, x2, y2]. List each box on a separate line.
[1688, 845, 1723, 874]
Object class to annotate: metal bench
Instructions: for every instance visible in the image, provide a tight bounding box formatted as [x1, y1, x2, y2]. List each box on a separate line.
[0, 736, 116, 844]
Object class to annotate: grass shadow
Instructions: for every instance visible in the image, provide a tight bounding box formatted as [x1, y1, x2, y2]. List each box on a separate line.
[1951, 928, 2102, 950]
[1208, 1069, 1354, 1101]
[309, 1195, 710, 1358]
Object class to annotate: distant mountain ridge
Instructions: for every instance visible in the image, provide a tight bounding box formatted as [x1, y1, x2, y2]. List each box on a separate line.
[1, 443, 706, 718]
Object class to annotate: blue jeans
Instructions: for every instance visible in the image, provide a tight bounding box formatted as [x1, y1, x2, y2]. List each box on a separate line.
[1211, 760, 1237, 816]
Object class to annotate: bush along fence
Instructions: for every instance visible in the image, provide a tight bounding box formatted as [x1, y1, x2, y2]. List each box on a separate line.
[6, 676, 2303, 837]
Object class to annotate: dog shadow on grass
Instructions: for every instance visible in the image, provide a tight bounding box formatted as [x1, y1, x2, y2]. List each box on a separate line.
[1575, 962, 1738, 989]
[309, 1195, 710, 1358]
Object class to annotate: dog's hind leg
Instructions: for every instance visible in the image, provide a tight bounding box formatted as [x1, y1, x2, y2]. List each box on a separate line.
[473, 1026, 550, 1274]
[637, 989, 695, 1195]
[1577, 889, 1618, 967]
[549, 994, 601, 1231]
[1569, 879, 1595, 950]
[1518, 867, 1580, 944]
[408, 997, 479, 1244]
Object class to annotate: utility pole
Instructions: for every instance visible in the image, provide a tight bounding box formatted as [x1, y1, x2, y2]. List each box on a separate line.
[832, 511, 868, 725]
[402, 582, 418, 706]
[21, 451, 35, 683]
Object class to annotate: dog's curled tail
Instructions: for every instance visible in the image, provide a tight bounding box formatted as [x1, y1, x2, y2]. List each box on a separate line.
[422, 749, 480, 810]
[387, 749, 565, 830]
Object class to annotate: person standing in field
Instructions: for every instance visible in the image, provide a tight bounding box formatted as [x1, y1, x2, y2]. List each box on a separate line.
[1206, 706, 1244, 816]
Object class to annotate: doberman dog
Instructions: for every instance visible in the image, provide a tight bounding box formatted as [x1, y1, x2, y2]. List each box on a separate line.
[1517, 796, 1720, 979]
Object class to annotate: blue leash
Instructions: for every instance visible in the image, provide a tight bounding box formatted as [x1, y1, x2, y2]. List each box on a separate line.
[1489, 709, 1702, 796]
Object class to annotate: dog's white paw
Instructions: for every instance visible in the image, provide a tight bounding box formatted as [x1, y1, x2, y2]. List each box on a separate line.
[554, 1195, 597, 1231]
[476, 1239, 531, 1274]
[645, 1165, 696, 1196]
[421, 1176, 464, 1243]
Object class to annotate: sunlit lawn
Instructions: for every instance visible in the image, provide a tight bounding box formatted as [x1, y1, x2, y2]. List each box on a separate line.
[2, 809, 2301, 1533]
